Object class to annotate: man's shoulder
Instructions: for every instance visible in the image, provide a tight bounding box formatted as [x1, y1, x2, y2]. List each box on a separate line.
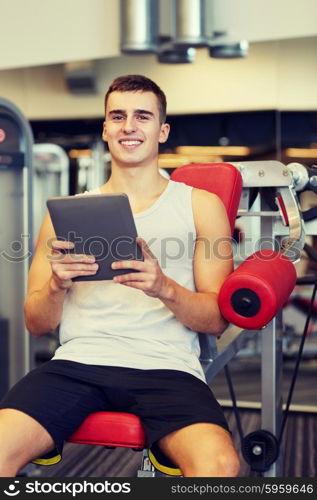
[191, 188, 228, 233]
[192, 187, 223, 209]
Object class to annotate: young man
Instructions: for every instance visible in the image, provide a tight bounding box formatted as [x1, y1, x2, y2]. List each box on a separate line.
[0, 75, 240, 477]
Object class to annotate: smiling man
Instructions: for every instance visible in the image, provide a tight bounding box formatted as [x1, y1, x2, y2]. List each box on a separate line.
[0, 75, 240, 477]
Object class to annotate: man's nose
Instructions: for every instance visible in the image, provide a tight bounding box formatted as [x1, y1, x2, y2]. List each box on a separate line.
[122, 116, 137, 133]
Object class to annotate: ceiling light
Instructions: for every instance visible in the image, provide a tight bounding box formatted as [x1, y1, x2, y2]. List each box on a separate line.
[157, 45, 196, 64]
[209, 40, 249, 59]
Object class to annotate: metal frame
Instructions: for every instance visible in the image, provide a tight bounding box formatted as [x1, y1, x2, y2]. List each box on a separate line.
[32, 143, 70, 239]
[0, 97, 33, 388]
[196, 161, 304, 477]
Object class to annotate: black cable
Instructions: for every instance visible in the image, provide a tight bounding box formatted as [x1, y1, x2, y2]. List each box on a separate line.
[296, 275, 317, 286]
[224, 364, 244, 446]
[277, 279, 317, 445]
[302, 206, 317, 222]
[303, 243, 317, 263]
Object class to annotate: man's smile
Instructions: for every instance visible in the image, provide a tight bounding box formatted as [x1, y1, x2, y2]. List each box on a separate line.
[118, 139, 144, 149]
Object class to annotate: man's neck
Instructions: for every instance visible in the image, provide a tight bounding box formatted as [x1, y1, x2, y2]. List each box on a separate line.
[101, 163, 168, 199]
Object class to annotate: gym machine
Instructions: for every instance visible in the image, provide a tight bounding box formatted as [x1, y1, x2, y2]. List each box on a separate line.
[33, 143, 70, 241]
[174, 160, 308, 477]
[73, 139, 110, 194]
[0, 97, 33, 398]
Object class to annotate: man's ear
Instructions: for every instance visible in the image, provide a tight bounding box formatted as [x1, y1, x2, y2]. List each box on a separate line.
[102, 121, 108, 142]
[159, 122, 170, 144]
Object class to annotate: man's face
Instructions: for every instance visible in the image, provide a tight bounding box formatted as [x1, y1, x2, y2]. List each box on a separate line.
[102, 91, 170, 168]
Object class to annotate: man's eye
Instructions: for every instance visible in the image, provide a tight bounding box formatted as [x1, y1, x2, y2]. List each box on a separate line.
[113, 115, 124, 120]
[138, 115, 149, 120]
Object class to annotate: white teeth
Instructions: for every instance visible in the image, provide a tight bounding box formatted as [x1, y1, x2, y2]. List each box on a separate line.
[120, 140, 142, 146]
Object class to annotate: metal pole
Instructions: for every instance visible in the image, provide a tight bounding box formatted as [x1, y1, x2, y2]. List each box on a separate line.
[260, 315, 283, 477]
[260, 199, 284, 477]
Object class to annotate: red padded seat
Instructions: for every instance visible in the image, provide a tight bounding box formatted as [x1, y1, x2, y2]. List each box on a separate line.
[67, 411, 147, 449]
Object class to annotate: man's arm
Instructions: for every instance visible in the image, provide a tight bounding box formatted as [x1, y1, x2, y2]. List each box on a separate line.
[112, 188, 233, 335]
[158, 189, 233, 334]
[24, 213, 98, 337]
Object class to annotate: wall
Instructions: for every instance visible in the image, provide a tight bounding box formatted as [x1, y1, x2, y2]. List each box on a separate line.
[1, 0, 317, 119]
[208, 0, 317, 43]
[0, 0, 119, 70]
[0, 37, 317, 120]
[1, 0, 317, 71]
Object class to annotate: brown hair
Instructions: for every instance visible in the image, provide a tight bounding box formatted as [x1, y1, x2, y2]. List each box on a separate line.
[104, 74, 167, 124]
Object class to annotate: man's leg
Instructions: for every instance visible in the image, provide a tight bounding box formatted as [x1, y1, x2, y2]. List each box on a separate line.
[0, 409, 55, 477]
[158, 422, 240, 477]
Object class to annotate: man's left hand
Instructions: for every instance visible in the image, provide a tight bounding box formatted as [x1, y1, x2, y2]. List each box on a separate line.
[111, 237, 170, 298]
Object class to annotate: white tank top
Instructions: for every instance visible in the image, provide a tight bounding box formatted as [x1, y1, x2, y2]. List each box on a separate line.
[52, 180, 205, 382]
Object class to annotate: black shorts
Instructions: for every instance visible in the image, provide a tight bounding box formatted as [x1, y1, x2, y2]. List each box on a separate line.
[0, 360, 230, 475]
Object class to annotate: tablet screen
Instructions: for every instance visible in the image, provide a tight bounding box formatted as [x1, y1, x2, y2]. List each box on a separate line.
[46, 193, 143, 281]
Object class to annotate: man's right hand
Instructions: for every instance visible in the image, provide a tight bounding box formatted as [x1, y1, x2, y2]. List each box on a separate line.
[49, 239, 99, 290]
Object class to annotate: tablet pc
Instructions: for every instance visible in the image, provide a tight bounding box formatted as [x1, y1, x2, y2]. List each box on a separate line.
[46, 193, 143, 281]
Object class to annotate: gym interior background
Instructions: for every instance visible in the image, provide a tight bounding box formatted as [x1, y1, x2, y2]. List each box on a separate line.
[0, 0, 317, 477]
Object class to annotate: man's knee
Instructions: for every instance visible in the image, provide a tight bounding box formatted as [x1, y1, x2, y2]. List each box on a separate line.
[181, 448, 240, 477]
[0, 408, 55, 477]
[214, 448, 240, 477]
[0, 424, 22, 476]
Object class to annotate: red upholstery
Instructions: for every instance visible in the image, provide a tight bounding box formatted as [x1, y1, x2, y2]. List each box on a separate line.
[170, 163, 243, 232]
[68, 411, 146, 449]
[219, 250, 297, 329]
